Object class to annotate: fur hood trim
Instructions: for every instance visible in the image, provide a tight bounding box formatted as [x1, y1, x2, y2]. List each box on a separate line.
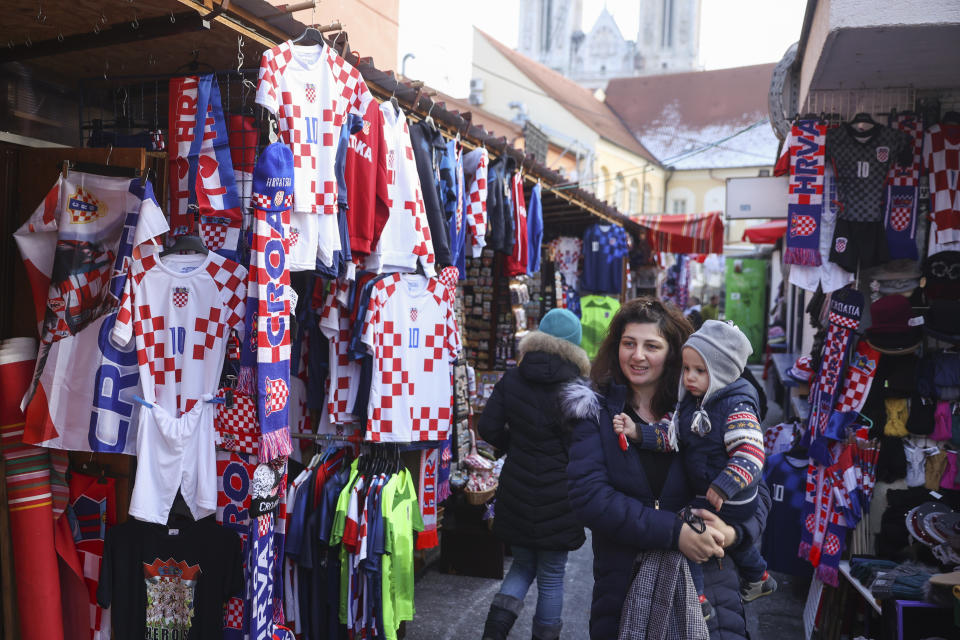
[560, 377, 601, 421]
[519, 331, 591, 377]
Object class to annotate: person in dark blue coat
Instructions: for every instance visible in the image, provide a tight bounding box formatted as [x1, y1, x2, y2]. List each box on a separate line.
[564, 297, 770, 640]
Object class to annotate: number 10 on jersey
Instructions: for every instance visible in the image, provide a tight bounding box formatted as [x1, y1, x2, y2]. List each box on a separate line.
[305, 117, 319, 144]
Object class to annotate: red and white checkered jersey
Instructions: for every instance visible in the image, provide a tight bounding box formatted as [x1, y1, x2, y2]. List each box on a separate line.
[363, 104, 436, 277]
[462, 148, 488, 258]
[318, 279, 362, 425]
[112, 252, 247, 416]
[923, 123, 960, 247]
[256, 41, 373, 215]
[361, 274, 461, 442]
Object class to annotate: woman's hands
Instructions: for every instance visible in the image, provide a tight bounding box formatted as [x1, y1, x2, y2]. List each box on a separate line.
[694, 509, 738, 548]
[677, 520, 725, 563]
[613, 412, 639, 441]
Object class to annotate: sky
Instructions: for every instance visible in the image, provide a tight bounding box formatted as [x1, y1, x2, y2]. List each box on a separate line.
[397, 0, 808, 96]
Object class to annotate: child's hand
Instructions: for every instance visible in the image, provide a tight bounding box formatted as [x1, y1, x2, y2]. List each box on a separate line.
[706, 488, 724, 511]
[613, 413, 638, 441]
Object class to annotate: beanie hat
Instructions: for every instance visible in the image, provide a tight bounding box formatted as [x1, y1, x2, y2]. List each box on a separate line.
[668, 320, 753, 445]
[251, 142, 294, 212]
[538, 308, 582, 346]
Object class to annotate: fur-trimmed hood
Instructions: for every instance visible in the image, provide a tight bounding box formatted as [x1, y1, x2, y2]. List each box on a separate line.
[560, 377, 602, 422]
[518, 330, 591, 377]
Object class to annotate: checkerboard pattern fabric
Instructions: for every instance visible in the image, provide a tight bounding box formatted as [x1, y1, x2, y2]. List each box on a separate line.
[112, 252, 246, 417]
[463, 148, 488, 257]
[834, 341, 879, 414]
[214, 388, 260, 456]
[66, 186, 104, 224]
[361, 274, 461, 442]
[319, 280, 362, 425]
[225, 597, 244, 629]
[923, 123, 960, 245]
[256, 40, 373, 214]
[826, 124, 913, 222]
[888, 113, 923, 187]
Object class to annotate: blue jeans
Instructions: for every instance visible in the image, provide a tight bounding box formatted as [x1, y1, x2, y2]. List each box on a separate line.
[499, 546, 569, 627]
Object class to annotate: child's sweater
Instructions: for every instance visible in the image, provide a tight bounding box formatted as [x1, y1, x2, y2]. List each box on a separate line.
[639, 377, 765, 503]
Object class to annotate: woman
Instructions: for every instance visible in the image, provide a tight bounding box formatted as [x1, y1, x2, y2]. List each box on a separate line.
[479, 308, 590, 640]
[564, 297, 770, 639]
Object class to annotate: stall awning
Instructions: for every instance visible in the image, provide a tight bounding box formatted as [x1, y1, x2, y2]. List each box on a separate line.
[634, 211, 724, 255]
[742, 219, 787, 244]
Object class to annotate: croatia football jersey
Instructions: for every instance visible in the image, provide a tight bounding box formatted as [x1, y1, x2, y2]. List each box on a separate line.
[364, 104, 436, 276]
[761, 454, 812, 577]
[318, 279, 362, 427]
[361, 274, 461, 442]
[923, 123, 960, 247]
[112, 252, 247, 415]
[581, 224, 629, 293]
[826, 124, 913, 222]
[256, 40, 373, 270]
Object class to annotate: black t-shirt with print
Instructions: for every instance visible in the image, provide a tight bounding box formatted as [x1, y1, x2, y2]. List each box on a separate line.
[826, 124, 913, 222]
[98, 516, 243, 640]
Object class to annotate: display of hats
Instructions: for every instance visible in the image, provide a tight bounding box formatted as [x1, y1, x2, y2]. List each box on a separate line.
[927, 511, 960, 545]
[906, 501, 954, 546]
[866, 259, 922, 296]
[924, 300, 960, 344]
[866, 295, 923, 354]
[787, 355, 814, 383]
[923, 251, 960, 301]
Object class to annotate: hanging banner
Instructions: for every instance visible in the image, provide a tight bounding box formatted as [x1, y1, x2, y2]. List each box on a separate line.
[14, 174, 167, 454]
[168, 74, 243, 261]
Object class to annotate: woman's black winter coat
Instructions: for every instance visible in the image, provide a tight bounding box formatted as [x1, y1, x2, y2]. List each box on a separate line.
[478, 331, 589, 552]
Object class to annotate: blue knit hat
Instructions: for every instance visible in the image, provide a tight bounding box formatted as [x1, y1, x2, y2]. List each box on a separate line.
[251, 142, 294, 212]
[539, 308, 582, 346]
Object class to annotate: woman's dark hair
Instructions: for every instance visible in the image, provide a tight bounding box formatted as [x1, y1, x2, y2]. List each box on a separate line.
[590, 296, 693, 418]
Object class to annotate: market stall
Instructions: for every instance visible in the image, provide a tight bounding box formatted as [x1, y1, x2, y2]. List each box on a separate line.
[0, 2, 647, 639]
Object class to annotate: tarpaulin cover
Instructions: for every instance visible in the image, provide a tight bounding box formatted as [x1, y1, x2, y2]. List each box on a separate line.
[742, 219, 787, 244]
[635, 211, 724, 255]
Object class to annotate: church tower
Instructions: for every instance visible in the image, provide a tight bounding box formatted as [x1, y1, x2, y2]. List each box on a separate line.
[517, 0, 584, 75]
[636, 0, 701, 73]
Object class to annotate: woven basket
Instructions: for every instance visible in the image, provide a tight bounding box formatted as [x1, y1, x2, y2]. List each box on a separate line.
[465, 485, 497, 505]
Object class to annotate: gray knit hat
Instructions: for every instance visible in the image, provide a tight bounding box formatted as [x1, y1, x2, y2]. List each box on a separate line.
[668, 320, 753, 443]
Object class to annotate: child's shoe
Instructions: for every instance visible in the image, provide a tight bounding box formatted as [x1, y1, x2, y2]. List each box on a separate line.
[740, 571, 777, 602]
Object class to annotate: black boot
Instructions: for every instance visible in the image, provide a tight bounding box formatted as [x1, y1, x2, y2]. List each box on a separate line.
[531, 619, 562, 640]
[482, 593, 523, 640]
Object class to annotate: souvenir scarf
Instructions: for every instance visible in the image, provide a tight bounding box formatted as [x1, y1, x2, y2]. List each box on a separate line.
[416, 447, 440, 550]
[784, 119, 827, 266]
[884, 113, 923, 260]
[242, 190, 293, 462]
[168, 74, 242, 261]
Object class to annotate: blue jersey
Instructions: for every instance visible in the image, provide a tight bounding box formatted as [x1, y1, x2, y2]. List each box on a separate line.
[761, 453, 813, 577]
[581, 224, 629, 293]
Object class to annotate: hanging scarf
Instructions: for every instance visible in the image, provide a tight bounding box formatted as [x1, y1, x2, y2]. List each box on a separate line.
[884, 113, 923, 260]
[168, 74, 242, 261]
[833, 341, 880, 415]
[245, 192, 294, 462]
[416, 447, 439, 550]
[784, 119, 827, 266]
[808, 288, 863, 453]
[248, 512, 276, 640]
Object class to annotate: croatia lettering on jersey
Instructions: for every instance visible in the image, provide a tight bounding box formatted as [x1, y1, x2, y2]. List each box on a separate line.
[256, 41, 373, 214]
[361, 274, 461, 442]
[112, 252, 246, 416]
[168, 74, 243, 261]
[15, 175, 169, 454]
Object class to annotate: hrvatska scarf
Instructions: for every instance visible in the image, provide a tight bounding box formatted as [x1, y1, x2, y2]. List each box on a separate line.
[242, 143, 294, 462]
[168, 74, 243, 261]
[884, 113, 923, 260]
[785, 119, 827, 266]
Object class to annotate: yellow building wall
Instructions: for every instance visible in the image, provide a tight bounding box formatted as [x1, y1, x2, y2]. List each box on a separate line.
[284, 0, 400, 71]
[665, 166, 773, 242]
[595, 138, 666, 216]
